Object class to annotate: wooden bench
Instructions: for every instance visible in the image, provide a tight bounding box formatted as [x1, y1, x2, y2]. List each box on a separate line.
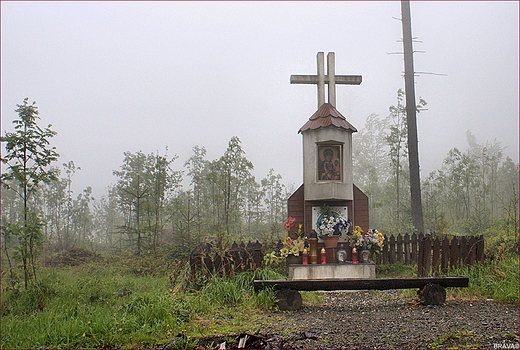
[253, 276, 469, 310]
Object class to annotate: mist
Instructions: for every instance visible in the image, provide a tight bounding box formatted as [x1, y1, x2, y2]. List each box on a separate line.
[2, 1, 518, 199]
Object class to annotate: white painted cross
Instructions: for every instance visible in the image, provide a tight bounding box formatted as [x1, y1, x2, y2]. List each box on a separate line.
[291, 52, 362, 108]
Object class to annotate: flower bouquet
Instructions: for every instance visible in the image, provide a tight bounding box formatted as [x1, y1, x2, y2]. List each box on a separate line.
[348, 226, 385, 252]
[265, 217, 306, 265]
[317, 215, 351, 237]
[280, 217, 305, 257]
[315, 206, 351, 237]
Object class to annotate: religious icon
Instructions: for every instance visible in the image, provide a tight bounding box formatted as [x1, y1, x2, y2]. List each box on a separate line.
[317, 145, 342, 181]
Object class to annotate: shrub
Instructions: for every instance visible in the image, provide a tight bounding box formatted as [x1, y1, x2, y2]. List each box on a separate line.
[483, 220, 519, 259]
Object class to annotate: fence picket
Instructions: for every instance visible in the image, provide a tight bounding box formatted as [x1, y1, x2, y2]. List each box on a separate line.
[468, 236, 477, 265]
[411, 233, 418, 262]
[450, 237, 460, 269]
[441, 238, 450, 274]
[417, 236, 425, 276]
[422, 235, 432, 277]
[389, 235, 396, 264]
[460, 236, 468, 267]
[396, 234, 403, 263]
[404, 233, 411, 265]
[432, 237, 441, 275]
[382, 236, 389, 264]
[214, 253, 222, 275]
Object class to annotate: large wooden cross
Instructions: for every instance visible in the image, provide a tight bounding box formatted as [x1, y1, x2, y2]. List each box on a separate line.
[291, 52, 362, 108]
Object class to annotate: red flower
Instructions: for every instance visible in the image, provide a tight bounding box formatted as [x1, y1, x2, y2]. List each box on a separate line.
[284, 217, 297, 231]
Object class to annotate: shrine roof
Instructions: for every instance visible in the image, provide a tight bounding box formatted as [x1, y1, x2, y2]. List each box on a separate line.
[298, 103, 357, 133]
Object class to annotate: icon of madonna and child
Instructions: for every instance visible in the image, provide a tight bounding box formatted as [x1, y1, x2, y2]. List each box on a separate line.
[318, 145, 342, 181]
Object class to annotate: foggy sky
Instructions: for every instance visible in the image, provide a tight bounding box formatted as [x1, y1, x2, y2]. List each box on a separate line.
[2, 1, 518, 200]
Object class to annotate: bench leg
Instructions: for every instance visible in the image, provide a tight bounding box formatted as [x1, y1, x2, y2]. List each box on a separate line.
[276, 289, 302, 311]
[418, 283, 446, 305]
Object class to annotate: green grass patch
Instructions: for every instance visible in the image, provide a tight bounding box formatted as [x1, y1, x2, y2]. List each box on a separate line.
[428, 329, 478, 349]
[300, 291, 324, 306]
[1, 261, 282, 349]
[447, 256, 519, 304]
[376, 261, 417, 277]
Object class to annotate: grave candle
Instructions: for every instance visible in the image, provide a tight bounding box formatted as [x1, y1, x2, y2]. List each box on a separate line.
[309, 238, 318, 264]
[320, 248, 327, 264]
[352, 247, 358, 264]
[302, 248, 308, 264]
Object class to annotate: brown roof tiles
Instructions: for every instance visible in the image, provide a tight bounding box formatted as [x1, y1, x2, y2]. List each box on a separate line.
[298, 103, 357, 133]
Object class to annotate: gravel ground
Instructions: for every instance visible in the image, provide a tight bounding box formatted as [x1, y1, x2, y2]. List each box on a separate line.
[189, 290, 519, 349]
[258, 290, 519, 349]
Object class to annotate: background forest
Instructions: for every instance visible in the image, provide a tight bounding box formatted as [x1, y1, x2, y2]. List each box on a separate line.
[2, 95, 519, 270]
[2, 97, 519, 349]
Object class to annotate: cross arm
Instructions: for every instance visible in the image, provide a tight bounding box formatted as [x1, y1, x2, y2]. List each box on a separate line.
[290, 75, 362, 85]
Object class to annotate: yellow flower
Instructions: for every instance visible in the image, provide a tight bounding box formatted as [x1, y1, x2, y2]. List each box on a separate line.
[280, 247, 290, 257]
[290, 247, 300, 256]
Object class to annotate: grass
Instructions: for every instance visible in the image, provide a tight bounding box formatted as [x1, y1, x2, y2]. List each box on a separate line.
[376, 261, 417, 277]
[3, 251, 517, 349]
[428, 329, 478, 349]
[447, 256, 519, 305]
[1, 260, 283, 349]
[301, 290, 324, 306]
[2, 264, 181, 348]
[375, 255, 519, 305]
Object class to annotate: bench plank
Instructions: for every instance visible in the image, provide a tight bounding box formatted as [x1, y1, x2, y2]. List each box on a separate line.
[253, 276, 469, 292]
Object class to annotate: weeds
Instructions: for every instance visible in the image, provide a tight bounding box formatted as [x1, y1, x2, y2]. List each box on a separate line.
[428, 329, 478, 349]
[447, 256, 519, 304]
[1, 261, 280, 349]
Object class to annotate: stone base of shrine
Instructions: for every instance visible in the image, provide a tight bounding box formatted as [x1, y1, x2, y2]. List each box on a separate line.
[288, 263, 375, 280]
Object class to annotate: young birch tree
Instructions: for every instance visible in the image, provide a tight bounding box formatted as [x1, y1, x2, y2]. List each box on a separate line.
[1, 98, 59, 288]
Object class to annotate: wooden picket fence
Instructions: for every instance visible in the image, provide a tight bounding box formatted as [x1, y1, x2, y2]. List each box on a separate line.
[189, 241, 264, 278]
[376, 233, 485, 276]
[189, 234, 484, 278]
[416, 234, 485, 276]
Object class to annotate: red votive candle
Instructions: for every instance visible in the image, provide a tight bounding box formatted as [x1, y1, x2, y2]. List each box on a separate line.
[320, 248, 327, 264]
[302, 249, 308, 264]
